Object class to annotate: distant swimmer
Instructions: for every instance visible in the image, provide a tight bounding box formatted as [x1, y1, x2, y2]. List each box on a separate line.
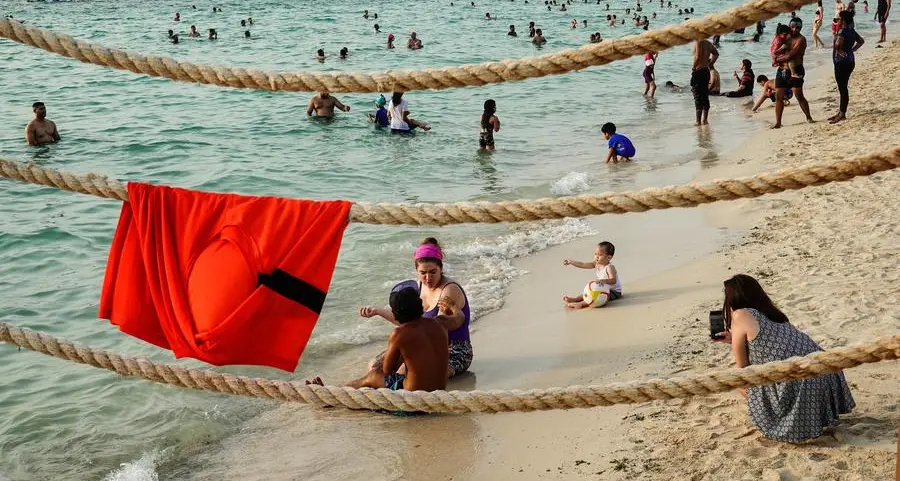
[167, 29, 175, 39]
[528, 21, 536, 36]
[316, 48, 326, 61]
[664, 81, 687, 93]
[373, 13, 378, 19]
[171, 34, 179, 44]
[590, 32, 603, 42]
[307, 92, 350, 118]
[643, 51, 658, 97]
[508, 24, 518, 36]
[485, 12, 496, 19]
[367, 94, 390, 127]
[248, 17, 253, 25]
[244, 30, 251, 38]
[363, 9, 370, 19]
[189, 25, 200, 38]
[173, 12, 180, 21]
[208, 28, 217, 40]
[583, 19, 588, 27]
[532, 28, 546, 44]
[374, 23, 381, 33]
[25, 102, 60, 146]
[388, 92, 431, 133]
[387, 33, 395, 48]
[408, 32, 423, 49]
[241, 19, 246, 27]
[479, 99, 500, 150]
[601, 122, 635, 163]
[340, 47, 349, 59]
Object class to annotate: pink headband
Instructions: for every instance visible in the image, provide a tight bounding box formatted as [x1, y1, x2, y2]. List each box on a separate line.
[414, 244, 443, 261]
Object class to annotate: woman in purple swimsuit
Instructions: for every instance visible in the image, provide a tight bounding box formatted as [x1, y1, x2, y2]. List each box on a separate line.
[360, 237, 474, 378]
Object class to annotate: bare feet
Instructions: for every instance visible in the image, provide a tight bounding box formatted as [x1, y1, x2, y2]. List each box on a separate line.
[694, 121, 701, 127]
[829, 114, 846, 124]
[422, 125, 432, 131]
[807, 117, 815, 123]
[562, 295, 577, 303]
[305, 376, 324, 386]
[770, 124, 782, 129]
[827, 113, 839, 122]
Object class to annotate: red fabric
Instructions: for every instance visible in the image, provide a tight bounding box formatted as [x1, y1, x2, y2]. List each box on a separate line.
[99, 182, 351, 371]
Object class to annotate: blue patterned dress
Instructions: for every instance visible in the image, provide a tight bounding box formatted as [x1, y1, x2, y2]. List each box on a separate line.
[744, 308, 856, 443]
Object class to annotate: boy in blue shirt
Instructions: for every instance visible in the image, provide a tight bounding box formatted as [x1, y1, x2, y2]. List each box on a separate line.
[367, 94, 390, 127]
[601, 122, 636, 163]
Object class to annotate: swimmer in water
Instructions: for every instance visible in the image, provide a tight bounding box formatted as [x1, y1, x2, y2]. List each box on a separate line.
[244, 30, 251, 38]
[167, 29, 175, 39]
[174, 12, 181, 21]
[189, 25, 200, 38]
[363, 9, 369, 19]
[25, 102, 61, 146]
[241, 19, 246, 27]
[248, 17, 253, 25]
[664, 81, 687, 93]
[340, 47, 349, 59]
[508, 24, 518, 36]
[388, 92, 432, 132]
[374, 23, 381, 33]
[307, 92, 350, 118]
[208, 28, 217, 40]
[367, 94, 390, 127]
[408, 32, 423, 49]
[387, 33, 395, 49]
[532, 28, 547, 44]
[479, 99, 500, 150]
[316, 48, 326, 61]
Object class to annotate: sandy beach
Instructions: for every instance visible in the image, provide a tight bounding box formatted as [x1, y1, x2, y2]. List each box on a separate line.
[174, 39, 900, 481]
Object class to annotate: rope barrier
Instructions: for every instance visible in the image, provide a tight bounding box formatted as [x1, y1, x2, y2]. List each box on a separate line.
[2, 0, 814, 93]
[3, 147, 899, 225]
[1, 322, 896, 413]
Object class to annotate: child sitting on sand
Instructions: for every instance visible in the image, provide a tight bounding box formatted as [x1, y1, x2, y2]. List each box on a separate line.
[601, 122, 636, 163]
[562, 241, 623, 309]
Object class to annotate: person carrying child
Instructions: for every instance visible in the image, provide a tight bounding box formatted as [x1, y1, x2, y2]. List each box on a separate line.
[562, 241, 623, 309]
[601, 122, 635, 163]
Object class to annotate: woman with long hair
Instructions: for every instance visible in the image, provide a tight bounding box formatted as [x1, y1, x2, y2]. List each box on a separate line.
[715, 274, 855, 443]
[479, 99, 500, 150]
[359, 237, 474, 379]
[829, 10, 864, 124]
[812, 0, 825, 47]
[387, 91, 432, 133]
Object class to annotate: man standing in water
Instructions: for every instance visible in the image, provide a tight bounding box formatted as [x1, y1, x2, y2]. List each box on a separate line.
[774, 17, 814, 127]
[25, 102, 60, 146]
[305, 286, 449, 392]
[691, 38, 719, 126]
[306, 92, 351, 118]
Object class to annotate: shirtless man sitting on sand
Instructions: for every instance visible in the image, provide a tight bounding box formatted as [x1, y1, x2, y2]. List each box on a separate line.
[306, 286, 449, 392]
[25, 102, 60, 146]
[306, 92, 351, 118]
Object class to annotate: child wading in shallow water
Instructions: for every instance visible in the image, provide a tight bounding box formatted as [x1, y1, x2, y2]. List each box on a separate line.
[601, 122, 636, 163]
[562, 241, 623, 309]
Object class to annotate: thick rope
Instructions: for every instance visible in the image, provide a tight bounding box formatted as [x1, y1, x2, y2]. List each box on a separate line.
[3, 147, 899, 225]
[0, 322, 896, 413]
[2, 0, 814, 93]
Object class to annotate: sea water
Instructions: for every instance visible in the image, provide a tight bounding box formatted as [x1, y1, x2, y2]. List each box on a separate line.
[0, 0, 841, 478]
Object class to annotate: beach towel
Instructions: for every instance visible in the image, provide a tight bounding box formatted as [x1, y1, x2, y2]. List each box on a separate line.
[98, 182, 351, 371]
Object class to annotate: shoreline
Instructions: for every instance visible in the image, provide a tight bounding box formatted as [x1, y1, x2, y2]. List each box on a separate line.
[454, 38, 899, 481]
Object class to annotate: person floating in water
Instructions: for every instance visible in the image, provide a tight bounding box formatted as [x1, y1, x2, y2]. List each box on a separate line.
[306, 285, 449, 393]
[374, 23, 381, 33]
[479, 99, 500, 150]
[601, 122, 635, 163]
[307, 92, 351, 118]
[25, 101, 60, 146]
[363, 9, 370, 19]
[367, 94, 390, 127]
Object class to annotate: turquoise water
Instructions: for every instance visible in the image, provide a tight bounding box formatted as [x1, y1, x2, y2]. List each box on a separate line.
[0, 0, 833, 478]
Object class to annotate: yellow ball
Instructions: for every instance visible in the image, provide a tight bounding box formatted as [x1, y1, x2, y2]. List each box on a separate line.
[583, 280, 610, 308]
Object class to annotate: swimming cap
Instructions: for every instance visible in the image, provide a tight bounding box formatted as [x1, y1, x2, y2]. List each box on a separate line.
[388, 33, 395, 40]
[414, 244, 443, 261]
[375, 94, 386, 107]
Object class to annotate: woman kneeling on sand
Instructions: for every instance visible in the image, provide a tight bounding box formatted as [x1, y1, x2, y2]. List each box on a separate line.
[359, 237, 474, 379]
[714, 274, 855, 443]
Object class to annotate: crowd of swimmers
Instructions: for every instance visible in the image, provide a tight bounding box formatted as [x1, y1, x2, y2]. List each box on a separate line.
[166, 5, 254, 44]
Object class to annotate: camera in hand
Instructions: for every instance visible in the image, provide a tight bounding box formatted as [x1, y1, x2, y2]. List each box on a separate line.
[709, 310, 726, 339]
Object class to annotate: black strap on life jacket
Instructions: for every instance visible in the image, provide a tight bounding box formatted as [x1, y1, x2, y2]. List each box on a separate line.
[257, 269, 326, 314]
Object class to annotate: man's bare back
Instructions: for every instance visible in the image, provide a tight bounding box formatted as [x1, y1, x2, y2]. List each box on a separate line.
[384, 319, 449, 391]
[306, 93, 350, 118]
[693, 39, 718, 70]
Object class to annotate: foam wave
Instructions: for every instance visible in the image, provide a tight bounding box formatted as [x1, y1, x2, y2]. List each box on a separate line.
[550, 171, 591, 195]
[102, 450, 162, 481]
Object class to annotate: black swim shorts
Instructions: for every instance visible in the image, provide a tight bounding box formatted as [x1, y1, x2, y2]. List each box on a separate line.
[690, 67, 711, 111]
[791, 65, 806, 88]
[479, 131, 495, 149]
[774, 67, 793, 89]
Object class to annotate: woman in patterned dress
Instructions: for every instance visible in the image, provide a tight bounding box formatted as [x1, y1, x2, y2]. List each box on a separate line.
[714, 274, 855, 443]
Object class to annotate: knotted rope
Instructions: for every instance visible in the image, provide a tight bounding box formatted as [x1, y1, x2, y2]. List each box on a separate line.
[3, 147, 899, 225]
[2, 0, 813, 93]
[0, 322, 896, 413]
